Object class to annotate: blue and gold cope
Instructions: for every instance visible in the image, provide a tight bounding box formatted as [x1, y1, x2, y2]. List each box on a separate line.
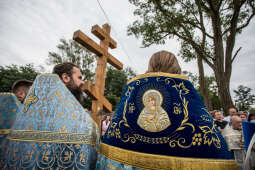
[0, 74, 100, 169]
[0, 93, 21, 137]
[0, 93, 21, 157]
[97, 72, 238, 170]
[242, 121, 255, 151]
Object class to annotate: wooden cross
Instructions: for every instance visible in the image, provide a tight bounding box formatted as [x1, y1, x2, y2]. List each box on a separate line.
[73, 23, 123, 126]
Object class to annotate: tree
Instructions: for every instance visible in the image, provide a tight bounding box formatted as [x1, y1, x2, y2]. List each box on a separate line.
[234, 85, 255, 111]
[104, 66, 136, 111]
[0, 64, 39, 92]
[48, 38, 96, 81]
[127, 0, 255, 115]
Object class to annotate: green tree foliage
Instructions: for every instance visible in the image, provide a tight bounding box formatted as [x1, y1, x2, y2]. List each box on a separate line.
[48, 38, 96, 81]
[127, 0, 255, 115]
[104, 66, 136, 111]
[0, 64, 39, 92]
[234, 85, 255, 111]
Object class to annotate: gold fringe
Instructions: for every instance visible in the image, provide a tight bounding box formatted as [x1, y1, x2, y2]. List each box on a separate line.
[99, 143, 239, 170]
[127, 72, 188, 84]
[0, 129, 10, 135]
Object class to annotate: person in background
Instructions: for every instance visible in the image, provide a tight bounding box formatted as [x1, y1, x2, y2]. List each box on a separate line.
[101, 115, 111, 138]
[248, 112, 255, 122]
[53, 62, 85, 104]
[222, 115, 245, 169]
[210, 110, 216, 120]
[214, 110, 228, 132]
[224, 107, 238, 123]
[12, 79, 33, 103]
[238, 111, 248, 122]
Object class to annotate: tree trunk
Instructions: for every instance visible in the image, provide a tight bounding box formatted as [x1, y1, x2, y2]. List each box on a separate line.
[214, 69, 234, 116]
[197, 56, 212, 111]
[210, 11, 235, 116]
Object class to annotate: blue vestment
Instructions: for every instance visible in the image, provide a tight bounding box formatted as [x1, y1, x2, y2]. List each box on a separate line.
[0, 74, 100, 169]
[0, 93, 21, 163]
[96, 72, 238, 170]
[0, 93, 21, 141]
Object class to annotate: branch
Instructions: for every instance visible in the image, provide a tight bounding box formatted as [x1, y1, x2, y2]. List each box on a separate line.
[223, 0, 254, 35]
[216, 0, 224, 11]
[199, 1, 211, 13]
[236, 12, 255, 32]
[195, 0, 214, 40]
[153, 0, 215, 68]
[184, 19, 214, 39]
[174, 29, 215, 69]
[231, 47, 242, 63]
[141, 32, 170, 48]
[206, 0, 218, 14]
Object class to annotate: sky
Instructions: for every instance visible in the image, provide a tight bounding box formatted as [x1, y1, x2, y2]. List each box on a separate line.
[0, 0, 254, 96]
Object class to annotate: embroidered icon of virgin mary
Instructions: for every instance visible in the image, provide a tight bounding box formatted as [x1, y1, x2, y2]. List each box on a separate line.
[137, 89, 171, 132]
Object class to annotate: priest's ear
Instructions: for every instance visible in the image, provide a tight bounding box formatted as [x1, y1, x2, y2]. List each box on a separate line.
[61, 73, 71, 84]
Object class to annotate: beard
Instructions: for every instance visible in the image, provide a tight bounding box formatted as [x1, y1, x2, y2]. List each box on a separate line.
[66, 79, 84, 104]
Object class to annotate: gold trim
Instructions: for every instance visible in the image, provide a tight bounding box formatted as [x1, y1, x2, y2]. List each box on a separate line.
[127, 72, 188, 84]
[0, 92, 16, 96]
[38, 73, 59, 78]
[0, 129, 11, 135]
[7, 130, 97, 146]
[99, 143, 238, 170]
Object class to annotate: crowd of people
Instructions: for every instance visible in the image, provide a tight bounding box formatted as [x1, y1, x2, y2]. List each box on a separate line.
[210, 108, 255, 168]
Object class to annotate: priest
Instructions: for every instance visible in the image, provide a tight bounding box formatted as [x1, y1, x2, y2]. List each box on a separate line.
[96, 51, 238, 169]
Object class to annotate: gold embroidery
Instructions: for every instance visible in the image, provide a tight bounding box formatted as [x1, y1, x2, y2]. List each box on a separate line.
[125, 86, 134, 97]
[192, 133, 203, 146]
[199, 122, 221, 148]
[128, 103, 135, 113]
[99, 143, 239, 170]
[119, 100, 129, 128]
[7, 130, 97, 146]
[24, 89, 39, 112]
[201, 114, 213, 122]
[57, 125, 69, 133]
[172, 82, 190, 95]
[173, 103, 182, 115]
[112, 75, 220, 150]
[135, 77, 148, 85]
[137, 89, 170, 132]
[27, 122, 35, 131]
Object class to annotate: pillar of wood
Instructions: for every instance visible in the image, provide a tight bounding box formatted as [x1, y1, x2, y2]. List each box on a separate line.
[73, 23, 123, 129]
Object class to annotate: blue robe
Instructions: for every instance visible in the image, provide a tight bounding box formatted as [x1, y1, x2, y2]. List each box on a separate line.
[0, 93, 21, 163]
[0, 93, 21, 141]
[96, 72, 238, 170]
[1, 74, 100, 169]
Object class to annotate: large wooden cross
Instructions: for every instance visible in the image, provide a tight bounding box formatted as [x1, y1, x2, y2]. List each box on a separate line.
[73, 23, 123, 126]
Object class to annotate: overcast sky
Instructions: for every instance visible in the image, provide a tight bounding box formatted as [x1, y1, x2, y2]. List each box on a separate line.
[0, 0, 254, 95]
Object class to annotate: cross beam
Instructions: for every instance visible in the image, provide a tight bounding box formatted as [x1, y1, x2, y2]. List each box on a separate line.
[74, 29, 122, 70]
[73, 23, 123, 126]
[82, 81, 112, 112]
